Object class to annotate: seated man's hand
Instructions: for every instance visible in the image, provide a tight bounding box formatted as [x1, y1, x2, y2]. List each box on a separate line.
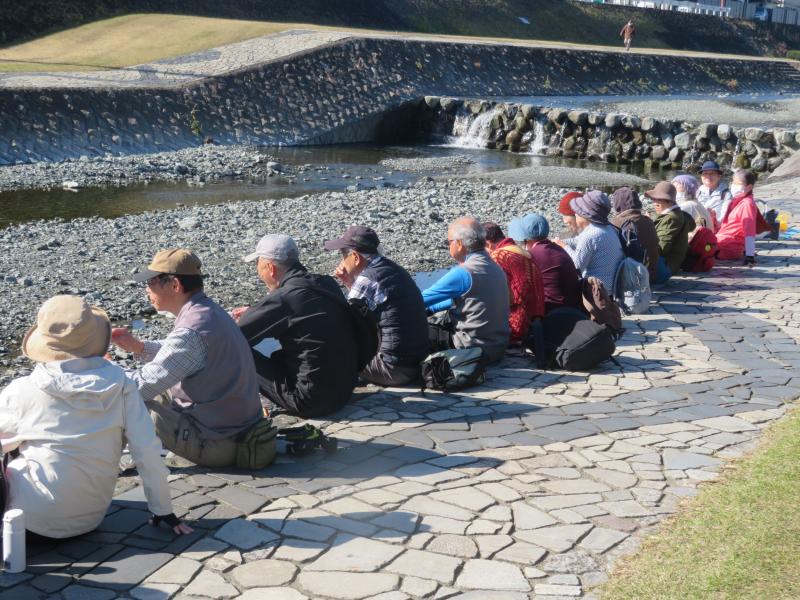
[334, 264, 355, 288]
[111, 328, 144, 354]
[151, 513, 194, 536]
[552, 238, 565, 248]
[230, 306, 249, 322]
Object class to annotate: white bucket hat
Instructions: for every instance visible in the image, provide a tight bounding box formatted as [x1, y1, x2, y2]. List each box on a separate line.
[22, 295, 111, 363]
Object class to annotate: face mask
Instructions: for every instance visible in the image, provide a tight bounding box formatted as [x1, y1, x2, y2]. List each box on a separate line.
[730, 184, 744, 196]
[676, 192, 687, 202]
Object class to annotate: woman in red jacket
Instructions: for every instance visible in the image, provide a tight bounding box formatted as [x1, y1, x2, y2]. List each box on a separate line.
[716, 170, 770, 265]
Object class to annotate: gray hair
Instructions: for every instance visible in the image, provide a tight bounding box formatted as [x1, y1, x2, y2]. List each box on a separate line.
[450, 218, 486, 253]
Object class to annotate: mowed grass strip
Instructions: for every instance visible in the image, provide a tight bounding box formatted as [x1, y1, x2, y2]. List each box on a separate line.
[0, 13, 297, 72]
[601, 407, 800, 600]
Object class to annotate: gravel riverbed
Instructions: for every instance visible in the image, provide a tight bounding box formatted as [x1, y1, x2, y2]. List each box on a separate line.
[0, 177, 579, 382]
[0, 144, 294, 193]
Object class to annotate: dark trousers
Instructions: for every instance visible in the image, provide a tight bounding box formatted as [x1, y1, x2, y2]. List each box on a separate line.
[252, 351, 308, 417]
[427, 311, 455, 353]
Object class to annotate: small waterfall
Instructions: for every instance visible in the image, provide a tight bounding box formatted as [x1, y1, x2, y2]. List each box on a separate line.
[731, 138, 741, 169]
[682, 138, 700, 170]
[529, 120, 547, 154]
[450, 110, 473, 139]
[553, 121, 568, 148]
[451, 108, 501, 148]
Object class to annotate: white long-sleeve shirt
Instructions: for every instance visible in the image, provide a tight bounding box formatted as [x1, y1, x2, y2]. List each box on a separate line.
[0, 357, 173, 538]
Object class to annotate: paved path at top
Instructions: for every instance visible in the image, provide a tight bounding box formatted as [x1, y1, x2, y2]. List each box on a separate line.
[0, 27, 793, 91]
[3, 217, 799, 599]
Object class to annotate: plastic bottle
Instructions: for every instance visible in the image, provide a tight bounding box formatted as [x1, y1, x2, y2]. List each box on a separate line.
[777, 212, 790, 233]
[3, 509, 26, 573]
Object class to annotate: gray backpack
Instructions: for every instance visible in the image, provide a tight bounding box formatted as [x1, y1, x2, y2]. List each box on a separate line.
[421, 347, 487, 391]
[613, 257, 651, 315]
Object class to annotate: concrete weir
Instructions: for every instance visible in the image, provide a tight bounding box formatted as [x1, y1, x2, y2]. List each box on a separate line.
[1, 30, 799, 165]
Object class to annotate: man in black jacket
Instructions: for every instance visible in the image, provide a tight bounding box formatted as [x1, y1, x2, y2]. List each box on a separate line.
[325, 225, 428, 386]
[233, 234, 359, 418]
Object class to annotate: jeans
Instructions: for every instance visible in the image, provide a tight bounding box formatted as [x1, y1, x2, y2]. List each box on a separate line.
[654, 256, 672, 284]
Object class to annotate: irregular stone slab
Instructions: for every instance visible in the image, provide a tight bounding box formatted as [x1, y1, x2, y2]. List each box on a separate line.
[386, 549, 462, 584]
[297, 572, 399, 599]
[430, 487, 496, 512]
[306, 535, 403, 572]
[215, 518, 280, 549]
[273, 540, 328, 563]
[420, 515, 469, 535]
[598, 500, 653, 517]
[663, 449, 721, 470]
[183, 570, 238, 598]
[402, 496, 474, 521]
[531, 494, 603, 510]
[426, 534, 479, 558]
[319, 497, 383, 519]
[146, 556, 202, 584]
[130, 583, 181, 600]
[80, 548, 172, 591]
[541, 479, 611, 495]
[516, 524, 592, 553]
[494, 541, 547, 565]
[540, 550, 600, 574]
[282, 519, 337, 542]
[449, 593, 527, 600]
[692, 416, 758, 432]
[511, 502, 556, 530]
[456, 559, 530, 591]
[371, 511, 420, 534]
[579, 527, 630, 553]
[231, 559, 298, 588]
[182, 537, 228, 561]
[209, 486, 269, 515]
[584, 468, 638, 489]
[475, 534, 514, 558]
[62, 585, 115, 600]
[534, 583, 582, 596]
[394, 464, 466, 485]
[239, 589, 308, 600]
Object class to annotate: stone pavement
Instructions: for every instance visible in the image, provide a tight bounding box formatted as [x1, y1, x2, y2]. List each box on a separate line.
[3, 234, 800, 600]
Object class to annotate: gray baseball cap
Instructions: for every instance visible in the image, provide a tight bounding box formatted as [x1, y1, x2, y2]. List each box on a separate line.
[243, 234, 299, 263]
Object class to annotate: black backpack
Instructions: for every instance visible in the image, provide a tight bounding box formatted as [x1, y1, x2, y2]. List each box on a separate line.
[555, 319, 616, 371]
[616, 219, 645, 264]
[421, 347, 487, 391]
[526, 307, 588, 369]
[309, 285, 380, 372]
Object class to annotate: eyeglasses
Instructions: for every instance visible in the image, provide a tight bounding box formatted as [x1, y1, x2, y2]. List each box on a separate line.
[145, 274, 172, 288]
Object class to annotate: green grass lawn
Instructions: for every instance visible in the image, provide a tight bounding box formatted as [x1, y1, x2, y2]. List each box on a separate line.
[600, 406, 800, 600]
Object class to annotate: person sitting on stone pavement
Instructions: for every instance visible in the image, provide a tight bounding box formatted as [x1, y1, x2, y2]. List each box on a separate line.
[233, 234, 359, 418]
[556, 190, 624, 293]
[558, 190, 583, 238]
[324, 225, 428, 387]
[112, 249, 263, 468]
[483, 221, 545, 345]
[0, 295, 191, 538]
[509, 213, 583, 315]
[715, 169, 764, 265]
[672, 173, 714, 232]
[696, 160, 732, 231]
[422, 217, 510, 363]
[610, 186, 660, 283]
[646, 181, 696, 284]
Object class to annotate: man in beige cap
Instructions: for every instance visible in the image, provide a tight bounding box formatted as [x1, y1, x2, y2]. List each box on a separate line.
[112, 249, 263, 467]
[645, 182, 696, 284]
[0, 295, 190, 538]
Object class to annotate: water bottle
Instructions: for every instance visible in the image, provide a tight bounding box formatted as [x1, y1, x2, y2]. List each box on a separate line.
[3, 508, 25, 573]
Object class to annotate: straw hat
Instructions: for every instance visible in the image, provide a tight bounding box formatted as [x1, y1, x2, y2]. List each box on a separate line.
[22, 295, 111, 363]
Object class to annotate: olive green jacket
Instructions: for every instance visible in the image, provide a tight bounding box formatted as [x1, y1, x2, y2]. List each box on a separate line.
[654, 207, 697, 274]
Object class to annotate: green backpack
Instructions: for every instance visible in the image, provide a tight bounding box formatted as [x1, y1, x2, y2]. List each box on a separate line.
[235, 417, 278, 470]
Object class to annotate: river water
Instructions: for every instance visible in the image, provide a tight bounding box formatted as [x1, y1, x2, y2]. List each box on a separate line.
[0, 143, 663, 228]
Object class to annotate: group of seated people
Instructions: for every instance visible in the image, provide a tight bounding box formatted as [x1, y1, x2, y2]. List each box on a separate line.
[0, 166, 767, 540]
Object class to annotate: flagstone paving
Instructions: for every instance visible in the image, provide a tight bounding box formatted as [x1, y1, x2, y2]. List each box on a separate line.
[5, 236, 800, 600]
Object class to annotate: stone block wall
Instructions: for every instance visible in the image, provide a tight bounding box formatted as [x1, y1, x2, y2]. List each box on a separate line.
[420, 97, 798, 173]
[1, 37, 798, 165]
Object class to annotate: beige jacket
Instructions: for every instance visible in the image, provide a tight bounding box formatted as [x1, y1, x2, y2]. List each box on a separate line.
[0, 357, 173, 538]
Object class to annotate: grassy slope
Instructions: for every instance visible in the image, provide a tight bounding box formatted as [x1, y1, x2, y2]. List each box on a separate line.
[601, 407, 800, 600]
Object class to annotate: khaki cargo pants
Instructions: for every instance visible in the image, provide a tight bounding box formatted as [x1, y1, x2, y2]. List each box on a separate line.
[147, 394, 237, 468]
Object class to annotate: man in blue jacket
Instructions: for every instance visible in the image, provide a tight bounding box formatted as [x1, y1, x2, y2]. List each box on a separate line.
[422, 217, 510, 363]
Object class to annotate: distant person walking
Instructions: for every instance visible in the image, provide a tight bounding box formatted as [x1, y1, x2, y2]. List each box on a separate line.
[620, 20, 635, 52]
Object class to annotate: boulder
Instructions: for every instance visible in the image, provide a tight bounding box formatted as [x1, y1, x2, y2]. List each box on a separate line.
[605, 114, 621, 129]
[674, 132, 694, 150]
[505, 130, 522, 147]
[744, 127, 766, 142]
[751, 156, 768, 171]
[796, 131, 800, 145]
[651, 145, 668, 161]
[548, 109, 567, 124]
[641, 117, 659, 132]
[439, 97, 459, 112]
[514, 116, 530, 132]
[768, 156, 784, 171]
[696, 123, 717, 139]
[520, 104, 537, 118]
[631, 131, 644, 144]
[588, 112, 606, 126]
[742, 141, 759, 158]
[623, 115, 641, 129]
[661, 133, 675, 150]
[568, 110, 589, 125]
[776, 130, 795, 145]
[424, 96, 440, 108]
[669, 147, 683, 163]
[717, 124, 733, 140]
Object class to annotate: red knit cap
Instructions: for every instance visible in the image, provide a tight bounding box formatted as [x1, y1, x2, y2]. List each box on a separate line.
[558, 191, 582, 216]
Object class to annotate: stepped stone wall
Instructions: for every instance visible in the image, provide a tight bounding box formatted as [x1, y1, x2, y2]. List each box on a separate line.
[419, 97, 799, 174]
[1, 36, 799, 165]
